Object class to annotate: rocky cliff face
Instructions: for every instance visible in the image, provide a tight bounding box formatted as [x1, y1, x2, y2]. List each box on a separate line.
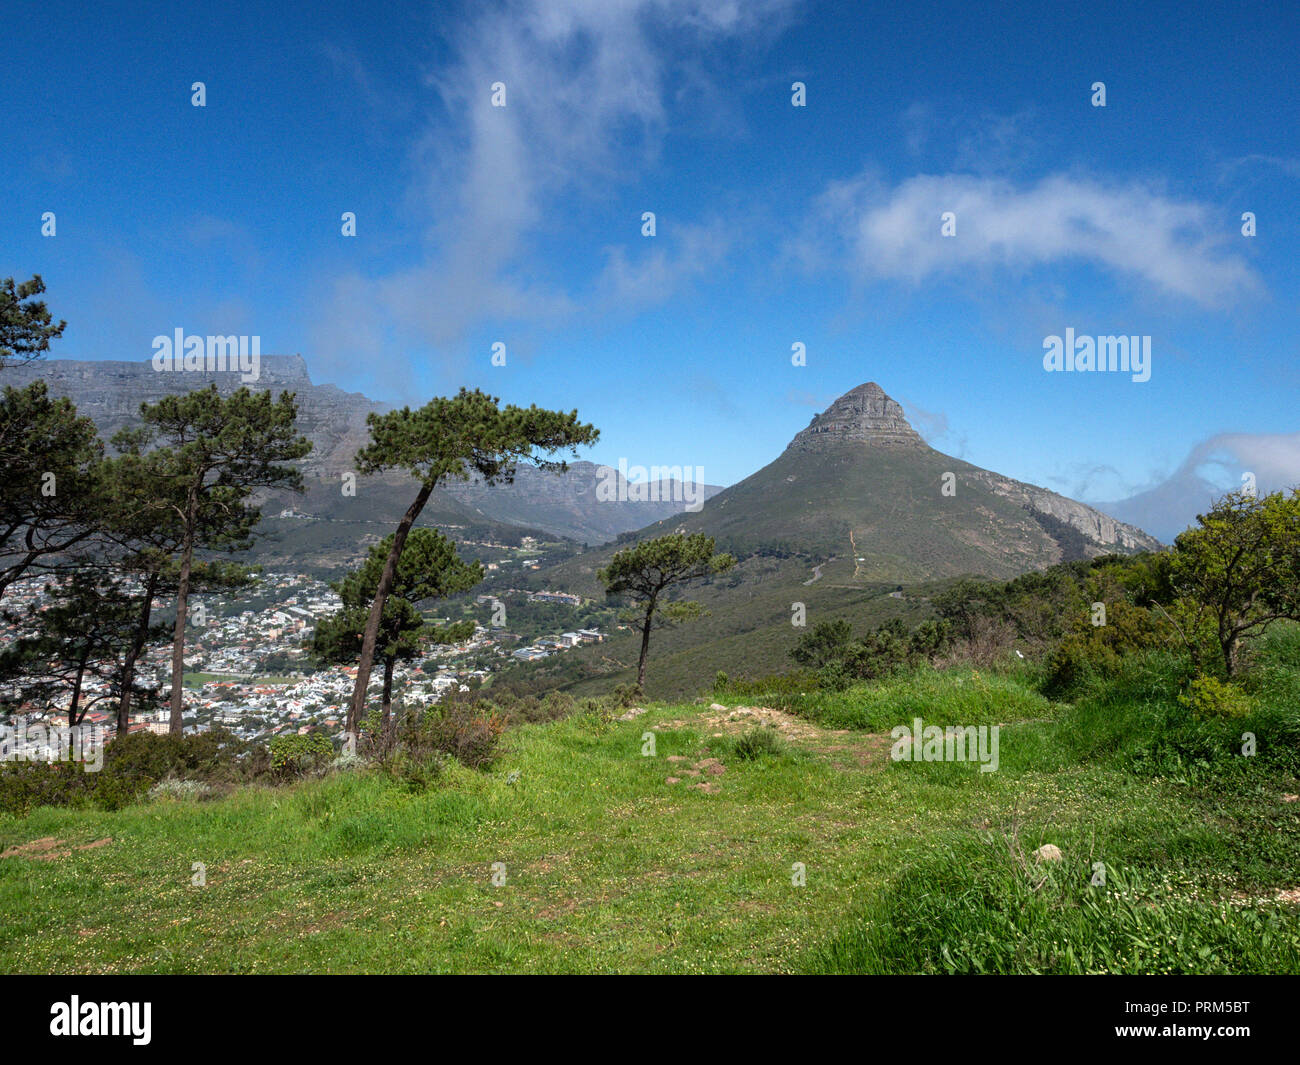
[788, 382, 926, 451]
[964, 470, 1158, 552]
[0, 356, 380, 480]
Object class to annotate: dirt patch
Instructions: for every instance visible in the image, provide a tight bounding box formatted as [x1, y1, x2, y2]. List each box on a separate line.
[537, 899, 581, 920]
[304, 911, 349, 935]
[820, 733, 895, 768]
[700, 704, 832, 741]
[0, 836, 113, 862]
[0, 837, 63, 859]
[710, 704, 893, 769]
[659, 703, 892, 771]
[525, 854, 571, 875]
[665, 757, 728, 789]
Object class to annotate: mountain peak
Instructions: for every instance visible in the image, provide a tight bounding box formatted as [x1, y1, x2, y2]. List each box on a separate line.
[788, 382, 925, 451]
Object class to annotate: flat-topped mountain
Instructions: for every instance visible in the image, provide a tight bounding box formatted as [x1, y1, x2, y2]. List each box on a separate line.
[1, 355, 377, 480]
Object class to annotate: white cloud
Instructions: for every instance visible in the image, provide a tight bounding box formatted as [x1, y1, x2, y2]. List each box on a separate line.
[592, 219, 733, 314]
[1187, 431, 1300, 492]
[1101, 431, 1300, 542]
[818, 172, 1261, 308]
[310, 0, 794, 372]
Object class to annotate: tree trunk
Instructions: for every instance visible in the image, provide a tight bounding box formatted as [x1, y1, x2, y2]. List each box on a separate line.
[117, 570, 159, 736]
[1222, 633, 1240, 677]
[69, 658, 87, 727]
[380, 656, 395, 745]
[346, 481, 433, 734]
[169, 493, 198, 735]
[635, 598, 656, 693]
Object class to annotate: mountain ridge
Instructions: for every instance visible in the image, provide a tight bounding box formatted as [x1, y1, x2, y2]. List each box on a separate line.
[0, 357, 723, 546]
[623, 380, 1160, 579]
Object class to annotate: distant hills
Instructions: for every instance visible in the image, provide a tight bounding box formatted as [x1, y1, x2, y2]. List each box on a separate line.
[0, 357, 723, 550]
[0, 358, 1159, 608]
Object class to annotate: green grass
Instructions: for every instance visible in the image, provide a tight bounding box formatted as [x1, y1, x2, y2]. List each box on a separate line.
[2, 650, 1298, 973]
[778, 664, 1054, 731]
[183, 672, 299, 687]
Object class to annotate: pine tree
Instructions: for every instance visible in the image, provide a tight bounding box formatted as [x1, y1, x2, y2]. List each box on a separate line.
[114, 385, 311, 733]
[598, 533, 735, 692]
[314, 528, 481, 740]
[342, 389, 595, 734]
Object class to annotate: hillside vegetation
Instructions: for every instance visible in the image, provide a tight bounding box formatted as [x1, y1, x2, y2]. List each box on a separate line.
[3, 630, 1298, 974]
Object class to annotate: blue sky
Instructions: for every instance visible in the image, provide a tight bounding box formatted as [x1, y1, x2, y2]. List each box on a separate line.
[3, 0, 1298, 540]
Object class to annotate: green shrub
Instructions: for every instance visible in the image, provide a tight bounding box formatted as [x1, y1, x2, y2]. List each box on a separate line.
[429, 687, 577, 728]
[268, 732, 334, 779]
[1043, 634, 1114, 698]
[573, 697, 616, 734]
[609, 684, 641, 709]
[382, 748, 447, 794]
[730, 725, 786, 761]
[0, 727, 246, 815]
[404, 702, 505, 770]
[1043, 599, 1173, 698]
[1180, 675, 1252, 720]
[0, 760, 91, 816]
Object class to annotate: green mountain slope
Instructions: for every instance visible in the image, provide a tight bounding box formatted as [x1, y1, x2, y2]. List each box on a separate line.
[496, 383, 1161, 696]
[631, 382, 1159, 580]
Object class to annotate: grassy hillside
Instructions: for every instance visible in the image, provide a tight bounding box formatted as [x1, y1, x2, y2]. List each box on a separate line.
[3, 641, 1298, 974]
[488, 555, 950, 699]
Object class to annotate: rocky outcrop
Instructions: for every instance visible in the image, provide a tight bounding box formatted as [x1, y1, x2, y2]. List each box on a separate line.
[788, 382, 925, 451]
[0, 356, 381, 480]
[965, 470, 1162, 551]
